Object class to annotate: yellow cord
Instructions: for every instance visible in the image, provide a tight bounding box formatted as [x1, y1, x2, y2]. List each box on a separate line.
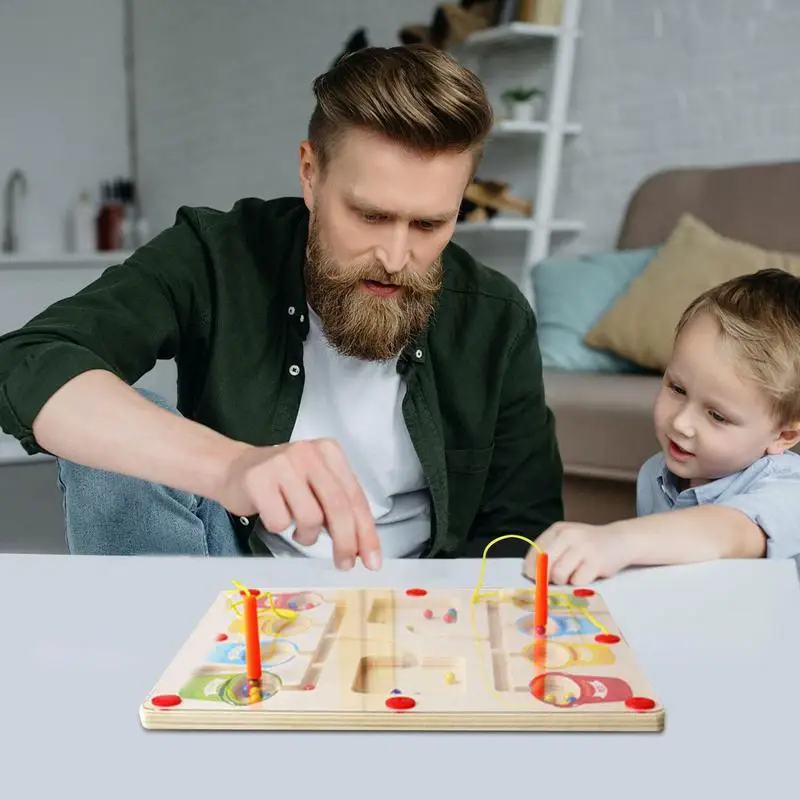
[226, 580, 298, 621]
[470, 534, 608, 634]
[471, 534, 542, 603]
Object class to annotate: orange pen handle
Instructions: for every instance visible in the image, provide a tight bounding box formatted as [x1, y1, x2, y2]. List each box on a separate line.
[243, 591, 262, 681]
[534, 552, 549, 631]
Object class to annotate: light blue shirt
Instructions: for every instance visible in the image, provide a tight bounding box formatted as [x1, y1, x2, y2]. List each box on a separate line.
[636, 451, 800, 559]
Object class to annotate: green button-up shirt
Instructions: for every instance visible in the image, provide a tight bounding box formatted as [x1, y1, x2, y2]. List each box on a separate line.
[0, 197, 563, 557]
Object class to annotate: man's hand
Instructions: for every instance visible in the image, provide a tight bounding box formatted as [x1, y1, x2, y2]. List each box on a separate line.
[216, 438, 380, 571]
[523, 521, 637, 585]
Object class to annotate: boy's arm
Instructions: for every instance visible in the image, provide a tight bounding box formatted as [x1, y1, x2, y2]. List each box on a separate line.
[528, 464, 800, 584]
[627, 458, 800, 563]
[617, 503, 767, 564]
[527, 505, 766, 585]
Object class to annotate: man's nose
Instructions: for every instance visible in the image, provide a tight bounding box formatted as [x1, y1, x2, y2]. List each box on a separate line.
[375, 224, 409, 274]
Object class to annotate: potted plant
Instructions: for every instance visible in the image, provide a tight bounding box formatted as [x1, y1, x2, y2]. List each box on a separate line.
[501, 87, 544, 122]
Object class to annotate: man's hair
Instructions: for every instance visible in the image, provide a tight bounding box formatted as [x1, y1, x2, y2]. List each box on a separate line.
[675, 268, 800, 425]
[308, 44, 493, 175]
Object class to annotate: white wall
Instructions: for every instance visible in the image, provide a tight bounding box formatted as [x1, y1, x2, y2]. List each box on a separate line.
[557, 0, 800, 254]
[130, 0, 800, 268]
[0, 0, 130, 256]
[130, 0, 441, 234]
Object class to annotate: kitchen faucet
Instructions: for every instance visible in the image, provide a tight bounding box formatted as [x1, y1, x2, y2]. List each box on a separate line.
[2, 169, 27, 253]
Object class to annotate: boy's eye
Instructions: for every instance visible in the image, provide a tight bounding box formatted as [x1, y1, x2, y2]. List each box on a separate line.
[669, 382, 685, 395]
[709, 410, 727, 423]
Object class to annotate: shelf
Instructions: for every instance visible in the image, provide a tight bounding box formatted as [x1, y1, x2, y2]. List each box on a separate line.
[456, 218, 534, 232]
[551, 219, 585, 233]
[491, 120, 582, 136]
[461, 22, 573, 47]
[455, 218, 583, 233]
[0, 251, 133, 269]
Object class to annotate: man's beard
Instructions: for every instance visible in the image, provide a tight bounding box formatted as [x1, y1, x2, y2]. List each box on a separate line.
[304, 212, 443, 361]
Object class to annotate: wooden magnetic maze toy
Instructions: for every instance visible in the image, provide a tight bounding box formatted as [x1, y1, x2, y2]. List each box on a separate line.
[139, 536, 665, 731]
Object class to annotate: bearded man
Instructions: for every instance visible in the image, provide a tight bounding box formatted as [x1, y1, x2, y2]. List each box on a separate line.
[0, 46, 563, 565]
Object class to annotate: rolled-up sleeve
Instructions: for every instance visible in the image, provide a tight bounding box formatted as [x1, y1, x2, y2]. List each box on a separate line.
[0, 208, 208, 455]
[716, 463, 800, 559]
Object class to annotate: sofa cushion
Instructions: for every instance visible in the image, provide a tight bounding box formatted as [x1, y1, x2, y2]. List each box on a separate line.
[533, 246, 659, 373]
[584, 213, 800, 371]
[543, 370, 662, 481]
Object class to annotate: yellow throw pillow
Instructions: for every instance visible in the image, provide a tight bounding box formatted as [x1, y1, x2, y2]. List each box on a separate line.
[583, 213, 800, 371]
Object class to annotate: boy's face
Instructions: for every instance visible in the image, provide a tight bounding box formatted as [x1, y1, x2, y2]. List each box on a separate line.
[297, 127, 473, 360]
[653, 312, 797, 487]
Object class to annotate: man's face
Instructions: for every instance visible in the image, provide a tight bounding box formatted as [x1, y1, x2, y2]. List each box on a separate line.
[299, 127, 474, 361]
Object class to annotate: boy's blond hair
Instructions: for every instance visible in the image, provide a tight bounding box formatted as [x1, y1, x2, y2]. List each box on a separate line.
[307, 44, 493, 177]
[675, 268, 800, 426]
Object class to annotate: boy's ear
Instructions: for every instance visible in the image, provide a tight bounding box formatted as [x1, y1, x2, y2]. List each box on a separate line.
[766, 423, 800, 454]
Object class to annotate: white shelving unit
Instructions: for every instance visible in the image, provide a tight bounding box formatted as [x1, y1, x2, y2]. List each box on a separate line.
[0, 251, 132, 269]
[453, 0, 583, 306]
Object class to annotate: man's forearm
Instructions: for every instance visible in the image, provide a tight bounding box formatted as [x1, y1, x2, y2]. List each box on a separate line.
[616, 504, 767, 565]
[32, 369, 251, 503]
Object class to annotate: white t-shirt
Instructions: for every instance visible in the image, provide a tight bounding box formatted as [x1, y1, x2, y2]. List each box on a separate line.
[256, 308, 432, 558]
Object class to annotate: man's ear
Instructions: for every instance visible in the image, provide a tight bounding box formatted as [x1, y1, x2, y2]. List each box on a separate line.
[298, 141, 317, 208]
[766, 423, 800, 454]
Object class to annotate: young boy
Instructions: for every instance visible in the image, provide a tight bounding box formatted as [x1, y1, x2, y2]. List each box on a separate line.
[524, 268, 800, 586]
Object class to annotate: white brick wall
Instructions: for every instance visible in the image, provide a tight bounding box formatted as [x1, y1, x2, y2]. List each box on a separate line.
[130, 0, 442, 235]
[0, 0, 130, 255]
[130, 0, 800, 274]
[558, 0, 800, 254]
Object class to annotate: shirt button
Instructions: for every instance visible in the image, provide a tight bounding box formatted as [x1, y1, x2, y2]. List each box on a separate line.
[239, 516, 249, 526]
[289, 364, 300, 376]
[288, 306, 295, 315]
[299, 314, 305, 323]
[415, 349, 423, 359]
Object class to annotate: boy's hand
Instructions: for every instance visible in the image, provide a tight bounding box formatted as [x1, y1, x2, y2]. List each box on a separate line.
[523, 521, 637, 586]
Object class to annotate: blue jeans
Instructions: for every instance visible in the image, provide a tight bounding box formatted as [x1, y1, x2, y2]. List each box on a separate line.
[57, 388, 245, 556]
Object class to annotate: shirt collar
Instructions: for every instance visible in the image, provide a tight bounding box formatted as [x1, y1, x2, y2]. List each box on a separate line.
[657, 460, 684, 503]
[656, 454, 744, 504]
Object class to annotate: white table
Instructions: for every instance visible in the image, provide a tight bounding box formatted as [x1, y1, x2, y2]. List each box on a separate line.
[2, 554, 799, 800]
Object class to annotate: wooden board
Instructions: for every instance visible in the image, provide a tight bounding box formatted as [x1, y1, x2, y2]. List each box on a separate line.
[139, 585, 665, 731]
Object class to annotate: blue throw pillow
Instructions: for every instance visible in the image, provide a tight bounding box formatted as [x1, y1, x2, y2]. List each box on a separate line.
[533, 247, 659, 372]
